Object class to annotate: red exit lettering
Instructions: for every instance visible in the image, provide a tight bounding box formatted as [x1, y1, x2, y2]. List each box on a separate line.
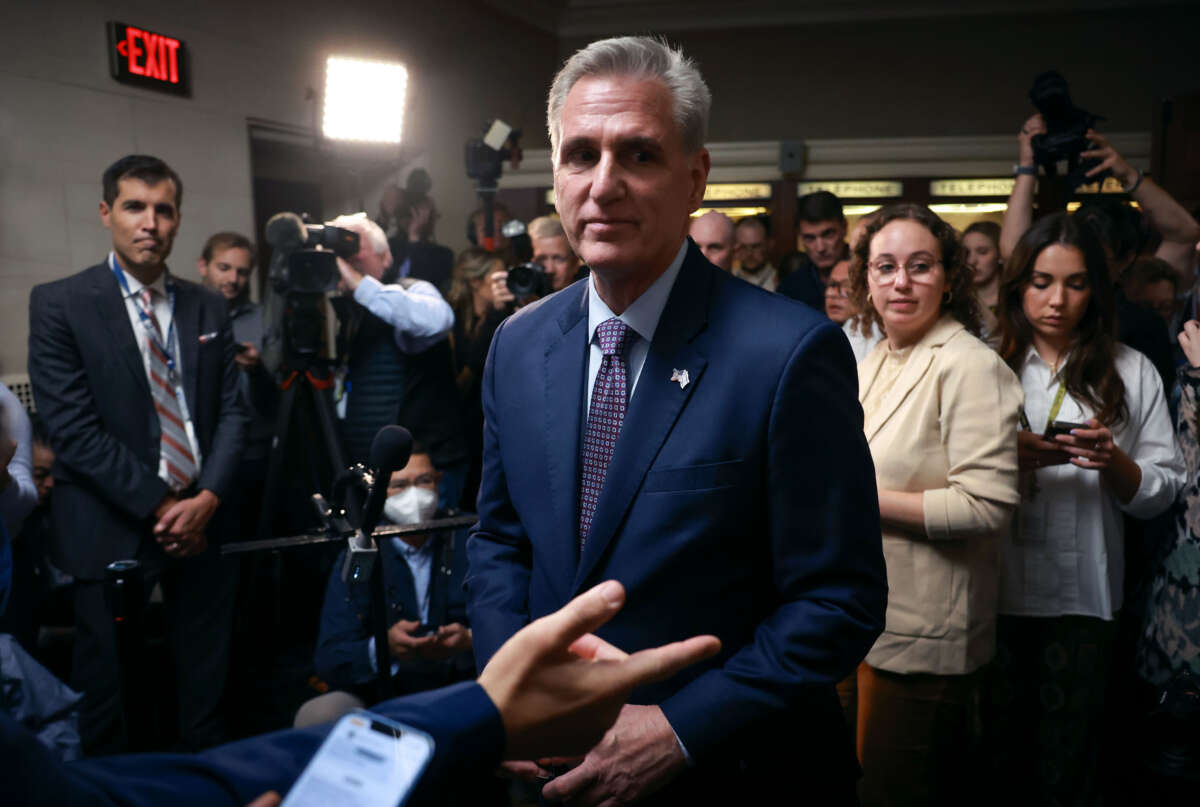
[120, 26, 181, 84]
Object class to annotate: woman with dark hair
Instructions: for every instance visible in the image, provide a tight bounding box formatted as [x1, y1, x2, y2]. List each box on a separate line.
[989, 211, 1184, 804]
[847, 203, 1023, 805]
[963, 220, 1003, 345]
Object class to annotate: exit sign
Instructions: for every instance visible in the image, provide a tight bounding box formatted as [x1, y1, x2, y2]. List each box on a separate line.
[107, 22, 190, 97]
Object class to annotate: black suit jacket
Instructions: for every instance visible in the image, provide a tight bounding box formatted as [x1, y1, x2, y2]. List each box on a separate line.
[28, 262, 246, 579]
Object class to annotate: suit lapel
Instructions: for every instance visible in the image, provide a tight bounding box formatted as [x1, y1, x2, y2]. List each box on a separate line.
[862, 317, 962, 441]
[90, 265, 150, 400]
[572, 247, 712, 594]
[544, 287, 589, 577]
[172, 278, 201, 416]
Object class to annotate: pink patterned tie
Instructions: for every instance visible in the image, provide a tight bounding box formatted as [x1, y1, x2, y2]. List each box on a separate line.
[579, 317, 635, 548]
[138, 287, 197, 490]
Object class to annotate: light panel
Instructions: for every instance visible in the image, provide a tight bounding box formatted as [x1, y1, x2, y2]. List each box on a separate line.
[323, 56, 408, 144]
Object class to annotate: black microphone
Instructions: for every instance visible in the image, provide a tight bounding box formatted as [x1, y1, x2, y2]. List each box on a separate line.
[264, 211, 308, 251]
[360, 425, 414, 535]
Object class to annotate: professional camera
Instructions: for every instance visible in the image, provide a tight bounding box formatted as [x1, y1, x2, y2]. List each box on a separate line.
[498, 218, 551, 298]
[465, 120, 522, 188]
[265, 212, 361, 295]
[1028, 70, 1107, 189]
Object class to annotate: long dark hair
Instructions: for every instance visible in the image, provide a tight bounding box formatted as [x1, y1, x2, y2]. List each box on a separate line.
[847, 203, 982, 337]
[997, 211, 1128, 426]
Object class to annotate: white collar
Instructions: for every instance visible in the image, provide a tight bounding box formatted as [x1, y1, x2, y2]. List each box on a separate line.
[586, 239, 688, 346]
[110, 251, 169, 298]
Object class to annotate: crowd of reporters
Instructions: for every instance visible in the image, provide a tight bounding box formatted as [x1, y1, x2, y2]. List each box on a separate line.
[2, 108, 1200, 806]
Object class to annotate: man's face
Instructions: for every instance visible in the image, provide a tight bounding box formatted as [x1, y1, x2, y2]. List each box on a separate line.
[532, 234, 581, 291]
[386, 453, 441, 496]
[99, 177, 180, 275]
[554, 75, 709, 281]
[32, 443, 54, 507]
[690, 214, 733, 270]
[824, 259, 854, 324]
[198, 246, 254, 302]
[798, 218, 847, 271]
[734, 221, 768, 273]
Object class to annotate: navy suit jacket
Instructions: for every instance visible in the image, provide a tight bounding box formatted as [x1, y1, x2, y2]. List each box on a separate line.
[28, 262, 246, 579]
[315, 527, 474, 694]
[1, 681, 502, 807]
[466, 241, 887, 788]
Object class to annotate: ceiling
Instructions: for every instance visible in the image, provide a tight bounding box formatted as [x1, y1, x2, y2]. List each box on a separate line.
[480, 0, 1192, 37]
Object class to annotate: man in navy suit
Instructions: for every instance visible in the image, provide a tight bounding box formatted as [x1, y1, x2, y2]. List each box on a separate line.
[465, 37, 887, 805]
[28, 155, 246, 753]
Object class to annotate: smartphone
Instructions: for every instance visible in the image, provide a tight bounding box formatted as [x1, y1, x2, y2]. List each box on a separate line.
[1044, 419, 1089, 440]
[411, 623, 436, 638]
[280, 711, 435, 807]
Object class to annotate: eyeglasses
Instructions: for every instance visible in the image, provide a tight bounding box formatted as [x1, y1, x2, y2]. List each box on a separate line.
[868, 258, 942, 285]
[824, 280, 848, 297]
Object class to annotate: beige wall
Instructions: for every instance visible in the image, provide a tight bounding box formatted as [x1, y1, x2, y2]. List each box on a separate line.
[0, 0, 556, 374]
[561, 7, 1199, 142]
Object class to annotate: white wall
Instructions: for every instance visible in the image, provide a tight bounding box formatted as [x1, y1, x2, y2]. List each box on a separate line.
[0, 0, 556, 374]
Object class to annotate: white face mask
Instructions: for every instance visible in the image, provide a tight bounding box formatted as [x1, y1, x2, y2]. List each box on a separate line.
[383, 485, 439, 526]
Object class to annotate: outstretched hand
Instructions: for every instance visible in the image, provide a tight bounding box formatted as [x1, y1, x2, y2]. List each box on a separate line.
[478, 580, 720, 762]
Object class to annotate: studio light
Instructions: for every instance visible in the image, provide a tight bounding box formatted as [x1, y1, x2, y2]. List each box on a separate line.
[322, 56, 408, 144]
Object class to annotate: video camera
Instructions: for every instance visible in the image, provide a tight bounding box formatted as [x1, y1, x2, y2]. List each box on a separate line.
[265, 212, 361, 295]
[1028, 70, 1107, 189]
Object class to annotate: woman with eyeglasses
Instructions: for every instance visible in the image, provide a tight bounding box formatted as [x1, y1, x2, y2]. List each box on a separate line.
[987, 211, 1184, 804]
[846, 203, 1023, 805]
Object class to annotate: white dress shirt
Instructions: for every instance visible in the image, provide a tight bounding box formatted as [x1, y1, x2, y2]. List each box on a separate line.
[110, 253, 203, 482]
[585, 239, 688, 412]
[1000, 344, 1186, 620]
[353, 275, 454, 355]
[843, 317, 885, 364]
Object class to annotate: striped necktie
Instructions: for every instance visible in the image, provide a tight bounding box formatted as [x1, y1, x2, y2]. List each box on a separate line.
[138, 287, 197, 490]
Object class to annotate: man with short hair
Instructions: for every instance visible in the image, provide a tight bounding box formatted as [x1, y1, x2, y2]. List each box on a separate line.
[29, 154, 247, 753]
[330, 213, 467, 509]
[732, 215, 778, 291]
[466, 36, 885, 805]
[529, 215, 585, 291]
[687, 210, 734, 271]
[297, 446, 475, 728]
[779, 191, 850, 309]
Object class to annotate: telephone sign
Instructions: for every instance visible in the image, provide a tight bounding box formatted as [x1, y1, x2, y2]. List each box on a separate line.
[107, 22, 190, 97]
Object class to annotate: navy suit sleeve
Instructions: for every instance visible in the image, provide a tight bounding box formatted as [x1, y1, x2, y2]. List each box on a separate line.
[660, 321, 887, 763]
[196, 299, 247, 500]
[313, 550, 375, 688]
[2, 682, 503, 807]
[465, 317, 534, 670]
[28, 283, 168, 520]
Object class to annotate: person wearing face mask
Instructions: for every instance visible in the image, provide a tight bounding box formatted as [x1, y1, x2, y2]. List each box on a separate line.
[296, 447, 476, 731]
[986, 212, 1185, 805]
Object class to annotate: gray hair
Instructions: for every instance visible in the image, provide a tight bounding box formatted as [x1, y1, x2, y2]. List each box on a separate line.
[547, 36, 711, 164]
[330, 212, 390, 260]
[528, 215, 567, 240]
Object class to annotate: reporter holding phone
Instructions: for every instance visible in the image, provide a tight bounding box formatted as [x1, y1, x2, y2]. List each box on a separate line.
[989, 212, 1184, 803]
[849, 204, 1023, 805]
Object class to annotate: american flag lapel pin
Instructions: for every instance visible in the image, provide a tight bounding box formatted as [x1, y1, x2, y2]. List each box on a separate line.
[670, 368, 690, 389]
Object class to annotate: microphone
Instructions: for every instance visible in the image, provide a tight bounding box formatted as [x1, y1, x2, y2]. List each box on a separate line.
[360, 425, 414, 535]
[264, 212, 308, 251]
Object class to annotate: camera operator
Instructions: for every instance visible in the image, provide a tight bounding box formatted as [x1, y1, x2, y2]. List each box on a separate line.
[330, 213, 468, 511]
[529, 216, 586, 291]
[380, 170, 454, 297]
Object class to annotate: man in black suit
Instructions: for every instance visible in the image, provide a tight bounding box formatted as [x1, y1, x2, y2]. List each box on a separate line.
[28, 154, 246, 754]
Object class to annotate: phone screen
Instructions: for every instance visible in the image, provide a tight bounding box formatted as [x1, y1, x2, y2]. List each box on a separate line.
[281, 711, 435, 807]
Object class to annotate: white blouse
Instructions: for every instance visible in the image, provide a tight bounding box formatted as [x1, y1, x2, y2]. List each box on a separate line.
[1000, 344, 1186, 620]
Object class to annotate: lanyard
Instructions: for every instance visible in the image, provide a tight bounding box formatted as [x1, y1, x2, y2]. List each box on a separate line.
[1044, 381, 1069, 432]
[109, 253, 178, 378]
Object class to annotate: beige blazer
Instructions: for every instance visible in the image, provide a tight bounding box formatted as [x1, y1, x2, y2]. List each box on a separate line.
[859, 316, 1022, 675]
